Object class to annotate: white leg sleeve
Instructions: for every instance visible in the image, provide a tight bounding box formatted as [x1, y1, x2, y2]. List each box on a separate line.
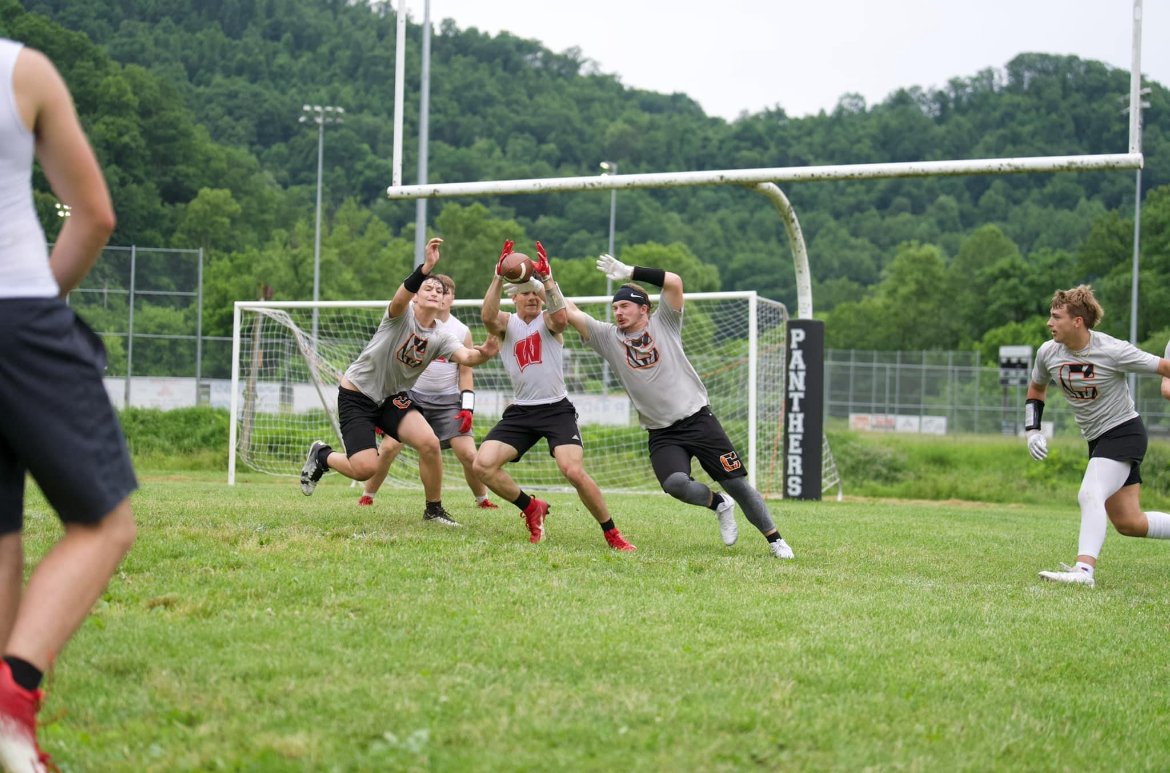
[1076, 458, 1132, 559]
[1144, 511, 1170, 539]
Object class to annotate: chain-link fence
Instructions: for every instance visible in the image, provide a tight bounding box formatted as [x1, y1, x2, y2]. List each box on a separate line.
[826, 349, 1170, 438]
[68, 245, 226, 408]
[66, 248, 1170, 438]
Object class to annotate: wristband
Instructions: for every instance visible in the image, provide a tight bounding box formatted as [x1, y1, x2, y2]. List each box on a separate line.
[460, 390, 475, 412]
[403, 265, 429, 293]
[1024, 398, 1044, 431]
[631, 266, 666, 287]
[544, 280, 566, 314]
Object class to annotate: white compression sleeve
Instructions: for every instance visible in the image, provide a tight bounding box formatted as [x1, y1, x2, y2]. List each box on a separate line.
[1143, 511, 1170, 539]
[1076, 457, 1132, 558]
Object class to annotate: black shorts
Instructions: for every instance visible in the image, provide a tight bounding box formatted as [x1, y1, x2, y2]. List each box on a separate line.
[0, 299, 138, 533]
[1088, 416, 1147, 487]
[483, 397, 582, 461]
[338, 386, 417, 455]
[647, 406, 746, 485]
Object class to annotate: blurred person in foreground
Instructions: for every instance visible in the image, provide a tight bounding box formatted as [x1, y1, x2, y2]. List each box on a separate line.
[0, 39, 138, 771]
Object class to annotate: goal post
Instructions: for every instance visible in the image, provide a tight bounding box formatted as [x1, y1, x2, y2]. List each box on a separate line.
[228, 292, 842, 498]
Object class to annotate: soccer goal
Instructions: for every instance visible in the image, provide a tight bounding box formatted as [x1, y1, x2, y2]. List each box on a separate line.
[228, 292, 842, 497]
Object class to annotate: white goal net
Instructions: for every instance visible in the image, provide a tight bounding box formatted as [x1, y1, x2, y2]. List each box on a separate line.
[228, 292, 841, 497]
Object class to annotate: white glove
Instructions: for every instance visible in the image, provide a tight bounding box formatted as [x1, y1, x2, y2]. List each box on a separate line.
[1026, 430, 1048, 461]
[595, 253, 633, 282]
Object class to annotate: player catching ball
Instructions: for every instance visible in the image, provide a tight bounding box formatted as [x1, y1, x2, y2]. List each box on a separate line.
[564, 253, 794, 559]
[474, 241, 636, 551]
[1026, 285, 1170, 587]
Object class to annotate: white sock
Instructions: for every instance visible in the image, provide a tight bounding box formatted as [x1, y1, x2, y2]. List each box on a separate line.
[1074, 561, 1095, 576]
[1144, 511, 1170, 539]
[362, 491, 376, 499]
[476, 494, 489, 504]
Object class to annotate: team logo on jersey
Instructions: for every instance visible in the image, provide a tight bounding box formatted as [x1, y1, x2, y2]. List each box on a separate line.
[515, 331, 543, 371]
[1058, 362, 1098, 400]
[392, 394, 412, 410]
[623, 331, 659, 369]
[719, 451, 742, 473]
[396, 334, 429, 369]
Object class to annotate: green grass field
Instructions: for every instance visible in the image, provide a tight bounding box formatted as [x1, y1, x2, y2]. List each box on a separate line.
[20, 468, 1170, 771]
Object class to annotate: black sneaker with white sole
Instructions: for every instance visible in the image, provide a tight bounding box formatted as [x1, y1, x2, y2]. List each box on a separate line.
[423, 505, 461, 527]
[300, 440, 329, 496]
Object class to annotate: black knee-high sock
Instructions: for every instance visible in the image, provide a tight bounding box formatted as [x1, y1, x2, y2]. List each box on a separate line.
[4, 656, 43, 691]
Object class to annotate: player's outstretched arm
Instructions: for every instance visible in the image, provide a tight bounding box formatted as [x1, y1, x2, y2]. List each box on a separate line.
[482, 274, 509, 337]
[451, 335, 500, 367]
[594, 253, 683, 312]
[1159, 355, 1170, 401]
[563, 298, 593, 341]
[389, 237, 442, 317]
[22, 47, 116, 295]
[1024, 382, 1049, 461]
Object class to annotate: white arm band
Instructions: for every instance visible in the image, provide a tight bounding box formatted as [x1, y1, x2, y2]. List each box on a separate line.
[460, 390, 475, 412]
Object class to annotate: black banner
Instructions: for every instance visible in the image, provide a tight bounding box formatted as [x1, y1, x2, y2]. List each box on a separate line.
[785, 319, 824, 500]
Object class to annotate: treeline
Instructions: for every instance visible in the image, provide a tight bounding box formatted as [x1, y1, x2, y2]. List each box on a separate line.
[6, 0, 1170, 359]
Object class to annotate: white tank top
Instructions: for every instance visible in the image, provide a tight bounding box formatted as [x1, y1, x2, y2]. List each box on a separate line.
[0, 39, 56, 299]
[500, 312, 566, 406]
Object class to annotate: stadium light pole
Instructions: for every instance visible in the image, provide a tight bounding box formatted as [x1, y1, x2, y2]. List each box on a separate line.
[600, 161, 618, 299]
[600, 161, 618, 392]
[300, 104, 344, 344]
[1120, 86, 1149, 395]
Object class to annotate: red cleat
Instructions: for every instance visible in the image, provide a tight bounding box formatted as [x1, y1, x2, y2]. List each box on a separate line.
[604, 529, 637, 552]
[0, 661, 52, 772]
[358, 495, 374, 506]
[476, 498, 499, 509]
[522, 499, 549, 543]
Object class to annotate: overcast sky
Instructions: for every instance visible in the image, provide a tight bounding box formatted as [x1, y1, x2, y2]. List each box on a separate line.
[418, 0, 1164, 121]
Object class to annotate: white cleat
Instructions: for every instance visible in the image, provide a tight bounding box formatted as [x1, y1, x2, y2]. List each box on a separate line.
[769, 538, 794, 559]
[715, 495, 738, 546]
[1038, 562, 1095, 587]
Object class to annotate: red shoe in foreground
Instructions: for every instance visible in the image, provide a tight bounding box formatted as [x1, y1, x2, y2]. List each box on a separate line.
[604, 529, 637, 552]
[357, 495, 374, 506]
[476, 498, 499, 509]
[0, 661, 53, 772]
[522, 499, 550, 543]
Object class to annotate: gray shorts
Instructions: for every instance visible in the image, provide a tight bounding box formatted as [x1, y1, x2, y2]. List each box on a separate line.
[0, 299, 138, 533]
[408, 390, 471, 448]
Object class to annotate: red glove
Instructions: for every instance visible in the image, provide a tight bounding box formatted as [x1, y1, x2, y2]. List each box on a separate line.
[532, 240, 551, 280]
[456, 410, 473, 434]
[457, 390, 475, 433]
[495, 239, 515, 277]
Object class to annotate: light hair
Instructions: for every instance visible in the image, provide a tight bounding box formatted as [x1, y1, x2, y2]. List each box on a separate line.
[1051, 285, 1103, 329]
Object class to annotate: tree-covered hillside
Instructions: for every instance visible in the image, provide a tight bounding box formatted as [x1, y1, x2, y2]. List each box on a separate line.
[6, 0, 1170, 355]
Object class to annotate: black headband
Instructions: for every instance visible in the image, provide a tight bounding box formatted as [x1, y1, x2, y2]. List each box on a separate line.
[612, 286, 650, 306]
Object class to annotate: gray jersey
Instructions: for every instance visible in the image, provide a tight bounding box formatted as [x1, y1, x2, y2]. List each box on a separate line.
[411, 314, 470, 396]
[1031, 330, 1161, 440]
[344, 304, 462, 403]
[500, 312, 566, 406]
[583, 303, 707, 429]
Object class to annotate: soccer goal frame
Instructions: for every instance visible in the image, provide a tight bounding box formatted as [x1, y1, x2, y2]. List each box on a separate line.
[227, 291, 834, 497]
